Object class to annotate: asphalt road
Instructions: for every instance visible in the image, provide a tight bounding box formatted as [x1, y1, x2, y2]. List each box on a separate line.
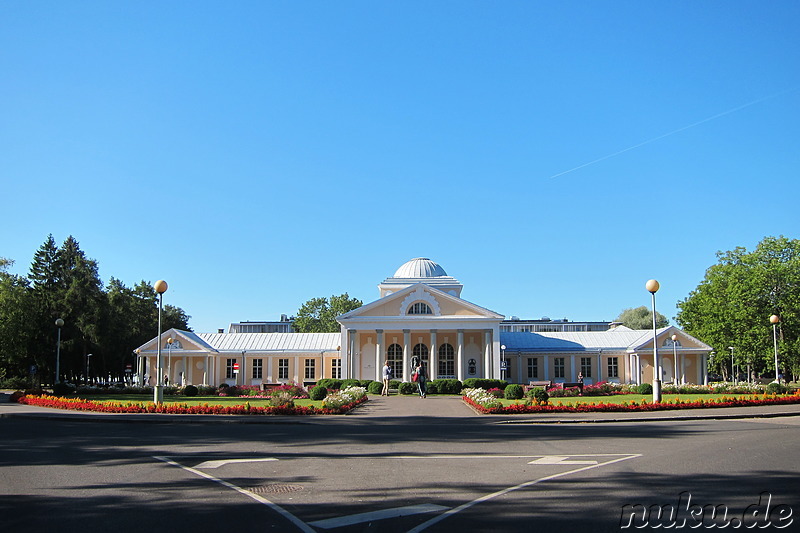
[2, 405, 799, 532]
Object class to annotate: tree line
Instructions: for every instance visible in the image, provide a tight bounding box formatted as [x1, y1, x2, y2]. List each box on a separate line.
[0, 235, 190, 385]
[676, 236, 798, 381]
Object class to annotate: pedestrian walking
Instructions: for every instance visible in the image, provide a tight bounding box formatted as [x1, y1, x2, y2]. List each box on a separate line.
[381, 360, 392, 396]
[415, 362, 428, 398]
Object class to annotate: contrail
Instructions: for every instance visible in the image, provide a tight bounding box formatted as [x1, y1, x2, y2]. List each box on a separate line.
[546, 87, 799, 180]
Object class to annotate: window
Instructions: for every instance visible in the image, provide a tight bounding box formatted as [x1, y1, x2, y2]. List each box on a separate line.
[527, 358, 538, 379]
[408, 302, 432, 315]
[252, 359, 263, 379]
[554, 357, 565, 379]
[226, 358, 236, 379]
[278, 359, 289, 380]
[413, 343, 429, 365]
[580, 357, 592, 378]
[608, 357, 619, 378]
[387, 344, 403, 379]
[332, 358, 341, 379]
[438, 343, 455, 378]
[305, 359, 315, 380]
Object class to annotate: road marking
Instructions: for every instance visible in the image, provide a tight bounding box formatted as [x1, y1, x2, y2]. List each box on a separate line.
[407, 454, 642, 533]
[527, 456, 598, 465]
[308, 504, 449, 529]
[153, 456, 314, 533]
[195, 458, 278, 469]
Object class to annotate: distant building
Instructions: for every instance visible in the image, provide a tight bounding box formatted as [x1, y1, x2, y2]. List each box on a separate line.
[135, 258, 712, 387]
[500, 317, 618, 333]
[227, 315, 294, 333]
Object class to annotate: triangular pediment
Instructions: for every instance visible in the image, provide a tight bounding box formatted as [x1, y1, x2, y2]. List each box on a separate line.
[135, 328, 218, 354]
[629, 326, 712, 352]
[338, 283, 503, 321]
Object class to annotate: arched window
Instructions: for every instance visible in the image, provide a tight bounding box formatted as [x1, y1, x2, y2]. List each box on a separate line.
[408, 302, 432, 315]
[387, 343, 403, 379]
[438, 343, 455, 378]
[413, 343, 429, 365]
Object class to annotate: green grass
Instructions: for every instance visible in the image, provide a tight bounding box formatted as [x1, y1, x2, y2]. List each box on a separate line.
[439, 391, 782, 404]
[499, 393, 763, 406]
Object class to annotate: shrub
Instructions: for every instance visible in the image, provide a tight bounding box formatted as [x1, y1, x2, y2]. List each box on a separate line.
[52, 382, 76, 396]
[766, 382, 788, 395]
[487, 388, 504, 398]
[367, 381, 383, 395]
[9, 390, 25, 403]
[425, 381, 438, 394]
[526, 387, 549, 405]
[269, 392, 295, 408]
[359, 380, 375, 388]
[183, 385, 198, 397]
[309, 385, 329, 400]
[636, 383, 653, 395]
[398, 382, 418, 395]
[316, 379, 342, 390]
[197, 385, 217, 396]
[504, 384, 524, 399]
[431, 379, 463, 394]
[341, 379, 361, 389]
[463, 378, 507, 390]
[0, 376, 29, 389]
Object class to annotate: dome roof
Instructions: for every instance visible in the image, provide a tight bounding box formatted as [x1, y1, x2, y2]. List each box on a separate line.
[393, 258, 448, 278]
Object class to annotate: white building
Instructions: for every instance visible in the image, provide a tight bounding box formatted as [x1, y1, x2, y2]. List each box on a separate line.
[135, 257, 712, 387]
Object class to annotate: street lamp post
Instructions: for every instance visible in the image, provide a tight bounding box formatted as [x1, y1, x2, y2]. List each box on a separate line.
[501, 344, 506, 381]
[728, 346, 735, 384]
[770, 315, 780, 383]
[55, 318, 64, 384]
[646, 279, 661, 403]
[154, 279, 168, 404]
[85, 353, 93, 384]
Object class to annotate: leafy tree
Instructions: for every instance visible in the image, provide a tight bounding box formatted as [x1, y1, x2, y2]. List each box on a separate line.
[676, 236, 799, 381]
[0, 266, 37, 379]
[615, 306, 669, 329]
[294, 293, 362, 332]
[0, 235, 194, 383]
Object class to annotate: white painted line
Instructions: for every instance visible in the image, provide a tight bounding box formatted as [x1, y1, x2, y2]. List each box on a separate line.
[195, 458, 278, 469]
[384, 453, 631, 460]
[407, 454, 642, 533]
[309, 504, 449, 529]
[153, 456, 314, 533]
[527, 456, 598, 465]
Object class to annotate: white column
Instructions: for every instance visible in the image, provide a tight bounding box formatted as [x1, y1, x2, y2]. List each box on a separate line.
[375, 330, 384, 382]
[701, 353, 708, 385]
[543, 356, 550, 381]
[403, 329, 411, 382]
[267, 356, 273, 382]
[570, 355, 576, 381]
[484, 330, 492, 379]
[457, 329, 465, 381]
[517, 353, 522, 384]
[430, 330, 438, 380]
[597, 352, 603, 383]
[348, 330, 357, 379]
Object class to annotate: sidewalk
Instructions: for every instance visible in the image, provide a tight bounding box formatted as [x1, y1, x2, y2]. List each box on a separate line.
[2, 391, 800, 424]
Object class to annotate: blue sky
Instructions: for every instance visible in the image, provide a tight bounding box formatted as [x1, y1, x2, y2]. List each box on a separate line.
[2, 1, 798, 333]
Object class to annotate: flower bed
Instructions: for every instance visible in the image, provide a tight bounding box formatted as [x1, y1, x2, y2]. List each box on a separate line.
[17, 388, 367, 415]
[463, 387, 800, 414]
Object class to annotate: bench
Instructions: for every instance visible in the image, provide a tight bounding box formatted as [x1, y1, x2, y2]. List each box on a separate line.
[558, 381, 585, 393]
[524, 380, 552, 392]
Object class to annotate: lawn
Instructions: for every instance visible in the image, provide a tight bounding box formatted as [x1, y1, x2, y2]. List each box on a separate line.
[500, 393, 763, 406]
